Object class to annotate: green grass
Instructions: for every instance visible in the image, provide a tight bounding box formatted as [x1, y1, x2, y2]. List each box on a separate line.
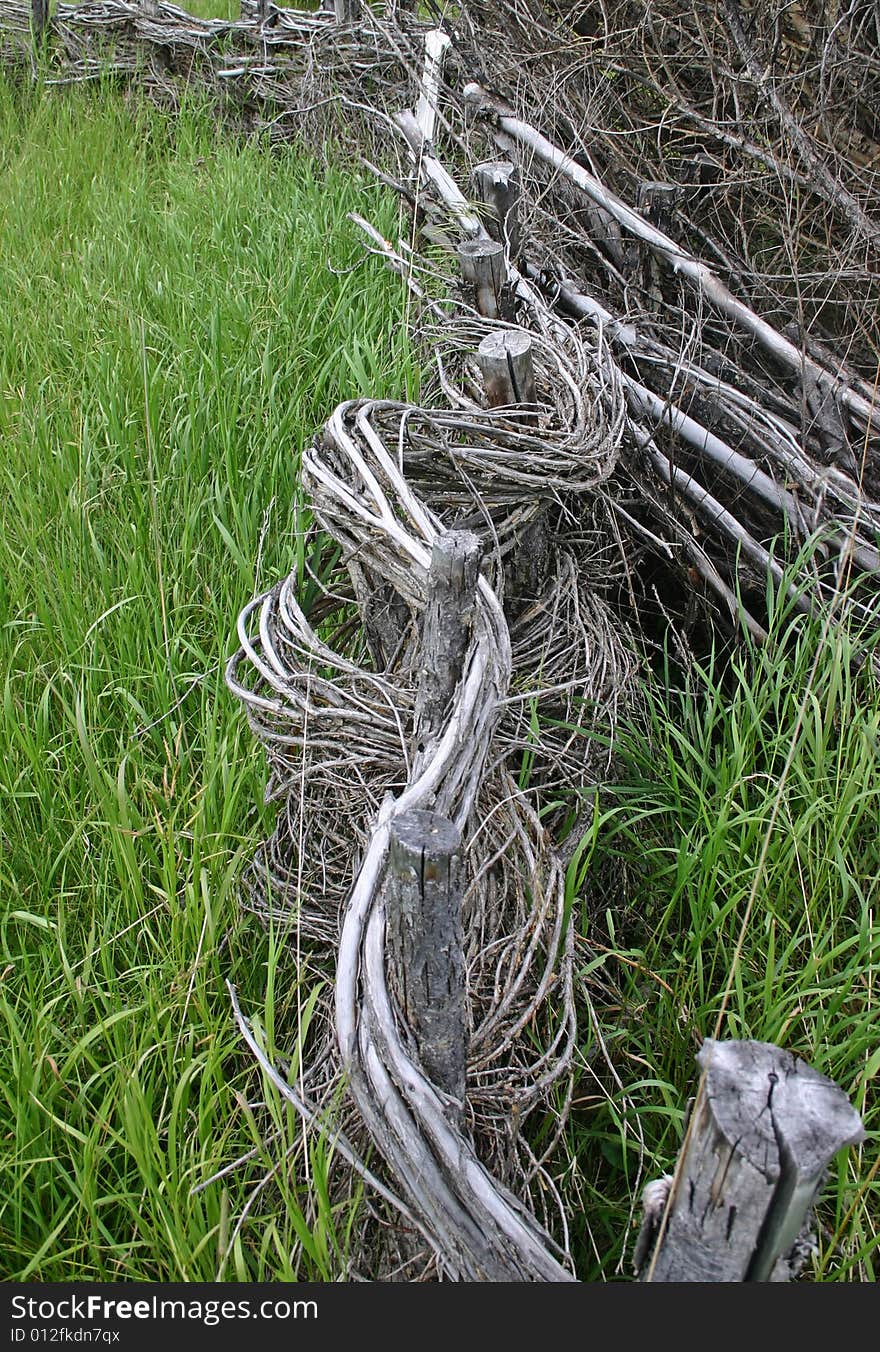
[565, 576, 880, 1281]
[0, 74, 416, 1281]
[185, 0, 242, 18]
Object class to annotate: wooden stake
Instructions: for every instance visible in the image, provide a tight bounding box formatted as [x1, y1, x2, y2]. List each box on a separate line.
[477, 330, 537, 411]
[456, 239, 506, 320]
[638, 1039, 864, 1281]
[347, 560, 408, 673]
[414, 530, 483, 755]
[505, 509, 551, 616]
[333, 0, 358, 21]
[384, 810, 467, 1112]
[476, 332, 545, 613]
[472, 160, 521, 263]
[31, 0, 48, 38]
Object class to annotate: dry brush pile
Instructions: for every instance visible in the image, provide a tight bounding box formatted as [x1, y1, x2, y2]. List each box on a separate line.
[4, 0, 877, 1279]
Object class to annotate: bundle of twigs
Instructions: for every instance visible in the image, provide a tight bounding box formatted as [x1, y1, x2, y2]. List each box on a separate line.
[1, 0, 441, 149]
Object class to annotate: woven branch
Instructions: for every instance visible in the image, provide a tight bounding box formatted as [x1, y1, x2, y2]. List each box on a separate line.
[226, 291, 637, 1274]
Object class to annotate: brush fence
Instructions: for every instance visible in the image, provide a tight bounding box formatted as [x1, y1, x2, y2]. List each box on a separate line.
[6, 0, 873, 1281]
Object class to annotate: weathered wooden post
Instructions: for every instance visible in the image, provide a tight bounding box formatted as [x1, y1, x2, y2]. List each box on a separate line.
[635, 1039, 865, 1282]
[472, 160, 521, 264]
[414, 530, 483, 754]
[384, 530, 481, 1114]
[31, 0, 49, 40]
[476, 330, 537, 412]
[333, 0, 358, 21]
[456, 239, 507, 320]
[477, 331, 545, 612]
[384, 811, 467, 1113]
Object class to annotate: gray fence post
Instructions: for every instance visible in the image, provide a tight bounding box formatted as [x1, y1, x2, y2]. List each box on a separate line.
[456, 238, 507, 320]
[32, 0, 49, 39]
[473, 160, 521, 264]
[477, 330, 537, 413]
[636, 1039, 865, 1282]
[414, 530, 483, 755]
[384, 810, 467, 1114]
[383, 529, 482, 1114]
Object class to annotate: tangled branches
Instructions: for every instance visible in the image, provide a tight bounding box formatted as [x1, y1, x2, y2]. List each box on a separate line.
[226, 299, 637, 1275]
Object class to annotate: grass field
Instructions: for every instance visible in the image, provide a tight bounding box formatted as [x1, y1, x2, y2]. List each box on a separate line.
[0, 70, 877, 1282]
[0, 75, 415, 1280]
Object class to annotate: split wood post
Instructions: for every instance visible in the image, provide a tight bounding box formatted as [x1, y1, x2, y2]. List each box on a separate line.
[636, 1039, 865, 1282]
[456, 238, 507, 320]
[472, 160, 521, 264]
[477, 331, 545, 613]
[31, 0, 48, 40]
[384, 809, 467, 1115]
[333, 0, 358, 21]
[476, 330, 537, 414]
[414, 530, 483, 755]
[383, 531, 480, 1114]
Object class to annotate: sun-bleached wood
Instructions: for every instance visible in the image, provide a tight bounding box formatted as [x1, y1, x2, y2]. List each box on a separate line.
[415, 30, 451, 145]
[639, 1039, 864, 1282]
[384, 809, 467, 1112]
[473, 160, 522, 262]
[394, 110, 482, 236]
[414, 530, 483, 759]
[456, 238, 507, 319]
[463, 83, 878, 434]
[477, 329, 537, 410]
